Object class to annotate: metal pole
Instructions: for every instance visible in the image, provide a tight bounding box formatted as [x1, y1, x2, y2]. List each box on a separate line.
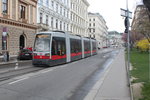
[149, 44, 150, 82]
[126, 1, 134, 100]
[126, 0, 130, 70]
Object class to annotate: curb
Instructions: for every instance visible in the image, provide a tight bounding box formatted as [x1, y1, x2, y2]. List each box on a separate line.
[0, 60, 32, 66]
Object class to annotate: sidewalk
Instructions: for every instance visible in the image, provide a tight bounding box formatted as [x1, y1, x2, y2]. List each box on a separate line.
[84, 49, 131, 100]
[0, 55, 18, 65]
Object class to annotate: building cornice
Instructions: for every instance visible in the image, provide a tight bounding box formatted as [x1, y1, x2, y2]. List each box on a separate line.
[82, 0, 90, 6]
[0, 17, 37, 29]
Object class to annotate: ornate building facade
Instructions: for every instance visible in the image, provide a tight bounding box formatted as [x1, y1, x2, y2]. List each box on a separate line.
[88, 12, 108, 48]
[37, 0, 70, 32]
[70, 0, 89, 37]
[0, 0, 37, 55]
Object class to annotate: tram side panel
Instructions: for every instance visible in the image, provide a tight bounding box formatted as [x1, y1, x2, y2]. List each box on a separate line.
[84, 39, 91, 57]
[66, 33, 71, 63]
[70, 38, 82, 61]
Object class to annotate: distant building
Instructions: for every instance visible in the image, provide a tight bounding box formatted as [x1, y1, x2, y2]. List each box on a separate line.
[108, 31, 123, 47]
[37, 0, 70, 32]
[70, 0, 89, 37]
[0, 0, 37, 55]
[88, 12, 108, 48]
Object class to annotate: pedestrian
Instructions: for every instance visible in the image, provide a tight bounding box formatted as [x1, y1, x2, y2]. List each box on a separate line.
[6, 51, 9, 61]
[3, 51, 7, 62]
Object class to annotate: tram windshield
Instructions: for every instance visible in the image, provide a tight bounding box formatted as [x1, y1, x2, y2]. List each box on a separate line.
[34, 34, 51, 52]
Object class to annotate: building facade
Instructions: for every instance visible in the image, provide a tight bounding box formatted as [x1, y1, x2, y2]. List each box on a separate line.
[131, 5, 149, 42]
[131, 5, 148, 30]
[37, 0, 70, 32]
[88, 12, 108, 48]
[70, 0, 89, 36]
[108, 31, 123, 47]
[0, 0, 37, 55]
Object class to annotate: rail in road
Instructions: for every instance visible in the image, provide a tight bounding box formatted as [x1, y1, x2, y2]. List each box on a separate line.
[0, 65, 44, 82]
[0, 48, 116, 82]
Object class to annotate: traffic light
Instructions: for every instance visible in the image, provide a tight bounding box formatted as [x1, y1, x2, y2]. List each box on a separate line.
[124, 17, 129, 33]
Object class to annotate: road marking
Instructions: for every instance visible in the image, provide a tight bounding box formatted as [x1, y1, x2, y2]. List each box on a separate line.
[15, 62, 18, 70]
[41, 69, 54, 73]
[60, 64, 68, 68]
[9, 77, 29, 85]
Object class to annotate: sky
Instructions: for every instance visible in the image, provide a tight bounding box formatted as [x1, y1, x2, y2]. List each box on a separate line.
[87, 0, 143, 33]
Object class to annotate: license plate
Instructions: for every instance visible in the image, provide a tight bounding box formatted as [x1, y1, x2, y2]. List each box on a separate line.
[25, 54, 29, 55]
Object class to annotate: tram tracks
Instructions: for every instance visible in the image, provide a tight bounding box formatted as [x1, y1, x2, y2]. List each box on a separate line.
[0, 66, 44, 82]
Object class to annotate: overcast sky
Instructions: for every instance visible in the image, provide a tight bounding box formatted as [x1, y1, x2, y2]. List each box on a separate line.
[87, 0, 143, 33]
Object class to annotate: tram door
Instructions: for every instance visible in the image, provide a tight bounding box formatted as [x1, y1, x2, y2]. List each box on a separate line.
[51, 37, 66, 65]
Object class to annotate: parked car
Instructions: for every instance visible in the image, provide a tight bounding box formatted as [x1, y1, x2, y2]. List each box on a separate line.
[18, 49, 32, 60]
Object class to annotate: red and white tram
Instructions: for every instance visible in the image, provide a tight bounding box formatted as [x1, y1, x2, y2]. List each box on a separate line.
[32, 31, 97, 66]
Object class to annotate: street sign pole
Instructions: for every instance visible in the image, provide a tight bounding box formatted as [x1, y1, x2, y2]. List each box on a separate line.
[121, 0, 133, 99]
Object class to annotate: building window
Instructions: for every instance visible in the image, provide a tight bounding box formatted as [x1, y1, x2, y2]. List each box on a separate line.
[46, 0, 49, 6]
[56, 4, 58, 13]
[93, 23, 95, 27]
[40, 13, 43, 23]
[51, 1, 54, 9]
[56, 19, 58, 29]
[67, 11, 69, 18]
[89, 19, 91, 21]
[60, 21, 62, 30]
[2, 0, 8, 14]
[89, 28, 91, 33]
[51, 17, 53, 28]
[20, 5, 26, 19]
[64, 23, 65, 31]
[93, 29, 95, 33]
[46, 15, 48, 25]
[60, 6, 62, 15]
[89, 23, 91, 27]
[93, 18, 95, 21]
[67, 24, 69, 31]
[64, 9, 65, 17]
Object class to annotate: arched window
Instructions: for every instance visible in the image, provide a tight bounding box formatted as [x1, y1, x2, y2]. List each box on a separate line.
[19, 34, 26, 50]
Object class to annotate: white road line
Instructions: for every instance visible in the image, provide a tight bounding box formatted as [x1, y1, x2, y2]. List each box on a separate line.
[60, 64, 68, 68]
[41, 69, 54, 73]
[9, 77, 29, 85]
[15, 63, 19, 70]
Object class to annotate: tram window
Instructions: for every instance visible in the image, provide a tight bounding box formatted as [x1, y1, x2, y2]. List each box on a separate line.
[34, 34, 51, 52]
[52, 37, 66, 55]
[70, 39, 81, 53]
[92, 42, 96, 50]
[84, 40, 90, 51]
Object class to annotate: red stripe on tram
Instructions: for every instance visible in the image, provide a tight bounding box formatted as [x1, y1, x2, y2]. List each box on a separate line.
[51, 55, 66, 60]
[71, 52, 82, 57]
[33, 55, 50, 59]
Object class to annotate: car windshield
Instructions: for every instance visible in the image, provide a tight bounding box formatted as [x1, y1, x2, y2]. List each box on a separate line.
[34, 34, 51, 52]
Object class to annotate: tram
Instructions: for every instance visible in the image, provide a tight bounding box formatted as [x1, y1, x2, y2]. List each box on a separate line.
[32, 31, 97, 66]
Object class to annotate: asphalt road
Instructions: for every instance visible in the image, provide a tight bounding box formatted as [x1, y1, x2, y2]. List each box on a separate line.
[0, 48, 119, 100]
